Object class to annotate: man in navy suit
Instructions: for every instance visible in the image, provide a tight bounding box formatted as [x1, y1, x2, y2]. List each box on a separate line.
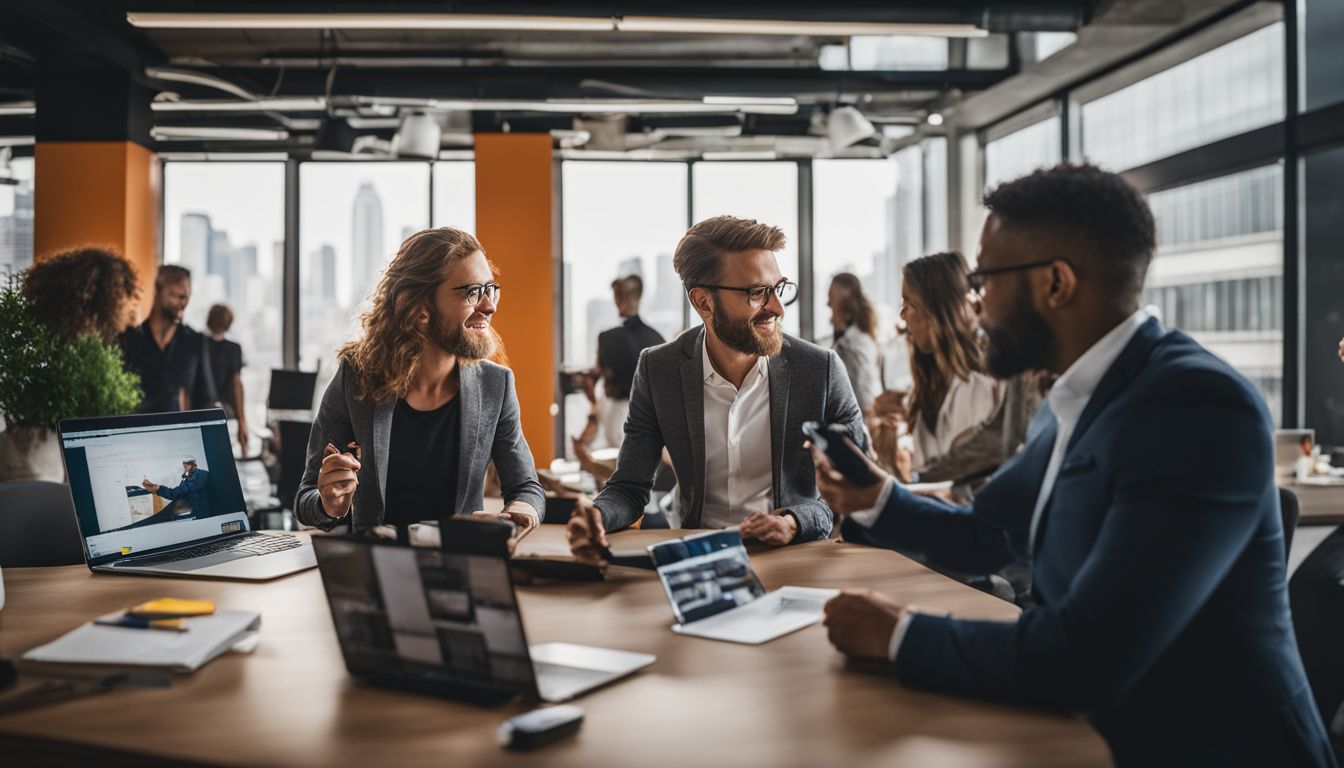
[816, 165, 1336, 766]
[141, 456, 212, 520]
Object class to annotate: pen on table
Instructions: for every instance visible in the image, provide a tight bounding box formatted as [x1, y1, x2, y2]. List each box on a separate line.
[94, 615, 190, 632]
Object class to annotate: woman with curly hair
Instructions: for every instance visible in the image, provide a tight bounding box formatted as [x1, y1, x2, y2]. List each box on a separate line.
[293, 227, 543, 551]
[21, 247, 140, 343]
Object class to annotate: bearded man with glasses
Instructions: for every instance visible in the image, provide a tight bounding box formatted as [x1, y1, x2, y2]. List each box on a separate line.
[568, 215, 868, 559]
[294, 227, 544, 552]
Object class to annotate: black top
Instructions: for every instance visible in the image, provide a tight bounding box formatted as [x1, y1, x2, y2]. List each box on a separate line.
[119, 321, 217, 414]
[383, 396, 461, 529]
[596, 315, 665, 400]
[203, 338, 244, 416]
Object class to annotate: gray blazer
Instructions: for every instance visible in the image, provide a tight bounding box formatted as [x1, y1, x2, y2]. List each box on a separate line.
[593, 327, 868, 542]
[294, 360, 545, 532]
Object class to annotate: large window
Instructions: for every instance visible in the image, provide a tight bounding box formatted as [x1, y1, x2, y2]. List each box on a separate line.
[811, 158, 901, 345]
[0, 155, 34, 280]
[691, 162, 800, 336]
[1301, 0, 1344, 113]
[1142, 164, 1284, 422]
[984, 116, 1061, 190]
[298, 162, 431, 393]
[432, 161, 476, 230]
[561, 161, 689, 445]
[1303, 144, 1344, 446]
[1082, 23, 1284, 171]
[163, 162, 284, 438]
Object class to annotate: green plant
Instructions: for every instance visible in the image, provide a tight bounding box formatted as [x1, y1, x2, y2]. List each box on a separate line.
[0, 282, 142, 428]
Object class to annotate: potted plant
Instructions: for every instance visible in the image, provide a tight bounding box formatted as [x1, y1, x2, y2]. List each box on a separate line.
[0, 282, 141, 481]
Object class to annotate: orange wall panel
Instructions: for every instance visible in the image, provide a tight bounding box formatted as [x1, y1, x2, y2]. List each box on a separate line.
[33, 142, 160, 322]
[474, 133, 555, 466]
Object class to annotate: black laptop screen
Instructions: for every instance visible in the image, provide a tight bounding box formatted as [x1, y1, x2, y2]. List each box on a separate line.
[313, 537, 535, 695]
[59, 409, 248, 566]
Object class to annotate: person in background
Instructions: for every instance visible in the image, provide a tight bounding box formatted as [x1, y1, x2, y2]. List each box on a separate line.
[119, 265, 216, 414]
[202, 303, 250, 457]
[567, 215, 867, 559]
[137, 456, 212, 524]
[21, 246, 140, 343]
[826, 272, 882, 415]
[294, 227, 544, 551]
[592, 275, 665, 447]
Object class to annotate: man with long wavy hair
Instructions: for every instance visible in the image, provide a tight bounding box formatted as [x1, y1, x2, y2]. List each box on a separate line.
[293, 227, 544, 550]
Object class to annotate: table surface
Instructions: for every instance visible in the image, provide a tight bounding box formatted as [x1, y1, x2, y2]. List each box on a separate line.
[0, 528, 1108, 767]
[1286, 482, 1344, 525]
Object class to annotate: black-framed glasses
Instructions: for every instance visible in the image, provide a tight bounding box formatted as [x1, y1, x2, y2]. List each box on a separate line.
[695, 279, 798, 308]
[965, 258, 1068, 293]
[451, 282, 502, 306]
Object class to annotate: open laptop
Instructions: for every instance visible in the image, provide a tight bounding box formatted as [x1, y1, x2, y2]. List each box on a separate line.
[312, 520, 654, 705]
[57, 409, 316, 580]
[649, 530, 837, 645]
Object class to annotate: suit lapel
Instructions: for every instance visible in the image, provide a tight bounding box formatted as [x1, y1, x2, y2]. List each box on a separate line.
[373, 399, 394, 507]
[454, 364, 481, 517]
[1064, 317, 1164, 454]
[680, 328, 707, 526]
[767, 341, 791, 509]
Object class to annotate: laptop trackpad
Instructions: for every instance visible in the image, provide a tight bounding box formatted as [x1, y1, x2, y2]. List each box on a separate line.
[138, 550, 252, 572]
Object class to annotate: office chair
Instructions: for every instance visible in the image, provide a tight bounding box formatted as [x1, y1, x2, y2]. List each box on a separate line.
[275, 420, 314, 513]
[1279, 486, 1300, 564]
[0, 481, 86, 567]
[1290, 524, 1344, 759]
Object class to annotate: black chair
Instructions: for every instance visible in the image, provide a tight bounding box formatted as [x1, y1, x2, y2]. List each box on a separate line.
[1290, 524, 1344, 758]
[1280, 486, 1301, 564]
[0, 481, 86, 567]
[276, 420, 314, 511]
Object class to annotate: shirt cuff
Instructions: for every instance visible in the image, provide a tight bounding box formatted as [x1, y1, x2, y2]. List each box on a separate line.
[887, 609, 917, 662]
[847, 476, 896, 529]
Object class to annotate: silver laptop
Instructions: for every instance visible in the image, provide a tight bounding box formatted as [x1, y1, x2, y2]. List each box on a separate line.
[58, 409, 316, 580]
[313, 529, 654, 704]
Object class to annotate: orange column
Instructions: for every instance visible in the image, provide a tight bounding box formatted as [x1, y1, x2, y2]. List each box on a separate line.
[474, 133, 556, 466]
[33, 141, 160, 321]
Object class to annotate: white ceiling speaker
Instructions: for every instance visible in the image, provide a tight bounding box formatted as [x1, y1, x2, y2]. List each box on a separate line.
[391, 112, 442, 159]
[827, 106, 877, 152]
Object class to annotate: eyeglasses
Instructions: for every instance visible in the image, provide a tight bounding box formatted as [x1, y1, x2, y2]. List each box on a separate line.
[695, 278, 798, 308]
[451, 282, 502, 306]
[965, 258, 1069, 293]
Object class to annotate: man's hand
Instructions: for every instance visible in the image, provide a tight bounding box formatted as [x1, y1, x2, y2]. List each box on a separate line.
[823, 589, 906, 660]
[141, 479, 160, 493]
[566, 495, 608, 564]
[469, 509, 537, 556]
[738, 510, 799, 545]
[317, 442, 361, 519]
[873, 389, 907, 420]
[238, 421, 250, 457]
[810, 441, 890, 516]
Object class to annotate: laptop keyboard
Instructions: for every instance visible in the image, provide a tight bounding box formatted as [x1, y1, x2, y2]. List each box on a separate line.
[118, 533, 302, 567]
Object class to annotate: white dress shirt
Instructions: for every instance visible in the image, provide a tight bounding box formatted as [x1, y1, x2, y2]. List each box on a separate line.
[852, 308, 1153, 661]
[700, 340, 774, 529]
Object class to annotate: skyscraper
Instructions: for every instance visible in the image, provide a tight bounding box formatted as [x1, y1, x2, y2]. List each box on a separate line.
[351, 181, 385, 306]
[180, 212, 211, 278]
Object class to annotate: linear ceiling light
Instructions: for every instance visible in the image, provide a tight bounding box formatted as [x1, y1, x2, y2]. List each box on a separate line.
[0, 102, 36, 117]
[152, 97, 329, 112]
[126, 12, 985, 37]
[150, 126, 290, 141]
[152, 97, 796, 116]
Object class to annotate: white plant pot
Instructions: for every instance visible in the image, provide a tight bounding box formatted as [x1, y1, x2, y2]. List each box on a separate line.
[0, 425, 65, 483]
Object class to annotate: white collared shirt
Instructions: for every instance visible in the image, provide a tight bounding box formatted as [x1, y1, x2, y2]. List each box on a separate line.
[853, 308, 1152, 661]
[700, 338, 774, 529]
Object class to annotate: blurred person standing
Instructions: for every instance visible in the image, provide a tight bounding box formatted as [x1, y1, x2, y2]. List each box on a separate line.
[592, 275, 665, 447]
[119, 265, 217, 413]
[202, 303, 250, 456]
[826, 272, 882, 415]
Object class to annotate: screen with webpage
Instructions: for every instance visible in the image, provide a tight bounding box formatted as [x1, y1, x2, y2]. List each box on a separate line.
[314, 539, 535, 693]
[650, 531, 767, 624]
[60, 411, 248, 565]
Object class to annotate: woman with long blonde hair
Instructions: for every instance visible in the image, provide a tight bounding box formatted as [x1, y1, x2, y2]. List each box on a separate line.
[294, 227, 543, 549]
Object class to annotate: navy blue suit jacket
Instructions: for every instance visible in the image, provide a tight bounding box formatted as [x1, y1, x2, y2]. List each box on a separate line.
[156, 468, 211, 518]
[843, 318, 1336, 766]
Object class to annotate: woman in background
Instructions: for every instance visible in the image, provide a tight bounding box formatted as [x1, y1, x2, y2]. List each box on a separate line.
[826, 272, 882, 415]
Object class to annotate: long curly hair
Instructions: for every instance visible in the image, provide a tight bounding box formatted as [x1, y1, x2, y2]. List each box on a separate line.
[22, 247, 140, 344]
[903, 251, 984, 433]
[829, 272, 877, 338]
[338, 227, 491, 403]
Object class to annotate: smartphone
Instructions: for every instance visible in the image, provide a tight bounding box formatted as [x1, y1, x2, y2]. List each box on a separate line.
[802, 421, 880, 487]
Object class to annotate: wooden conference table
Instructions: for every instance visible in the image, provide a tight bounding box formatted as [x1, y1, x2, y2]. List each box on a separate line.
[0, 528, 1108, 767]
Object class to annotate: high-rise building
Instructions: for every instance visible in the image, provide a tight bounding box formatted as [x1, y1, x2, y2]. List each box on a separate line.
[351, 182, 384, 305]
[319, 244, 337, 302]
[179, 212, 211, 278]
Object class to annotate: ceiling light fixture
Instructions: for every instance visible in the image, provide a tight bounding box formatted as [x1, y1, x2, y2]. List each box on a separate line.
[126, 12, 984, 37]
[152, 97, 796, 116]
[149, 126, 290, 141]
[827, 106, 877, 152]
[926, 112, 945, 126]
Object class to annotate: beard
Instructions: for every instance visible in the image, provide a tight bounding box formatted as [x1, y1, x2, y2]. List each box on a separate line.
[710, 295, 783, 357]
[159, 303, 181, 324]
[983, 284, 1055, 379]
[428, 306, 496, 362]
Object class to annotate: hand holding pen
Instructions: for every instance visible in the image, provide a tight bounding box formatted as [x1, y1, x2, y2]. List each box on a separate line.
[318, 438, 361, 520]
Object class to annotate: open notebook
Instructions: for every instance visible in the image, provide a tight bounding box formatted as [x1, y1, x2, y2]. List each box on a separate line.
[649, 531, 837, 645]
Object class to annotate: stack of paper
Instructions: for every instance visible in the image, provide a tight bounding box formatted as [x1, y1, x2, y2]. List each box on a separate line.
[23, 610, 260, 672]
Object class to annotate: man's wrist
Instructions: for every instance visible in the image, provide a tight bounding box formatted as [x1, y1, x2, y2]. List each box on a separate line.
[781, 511, 800, 541]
